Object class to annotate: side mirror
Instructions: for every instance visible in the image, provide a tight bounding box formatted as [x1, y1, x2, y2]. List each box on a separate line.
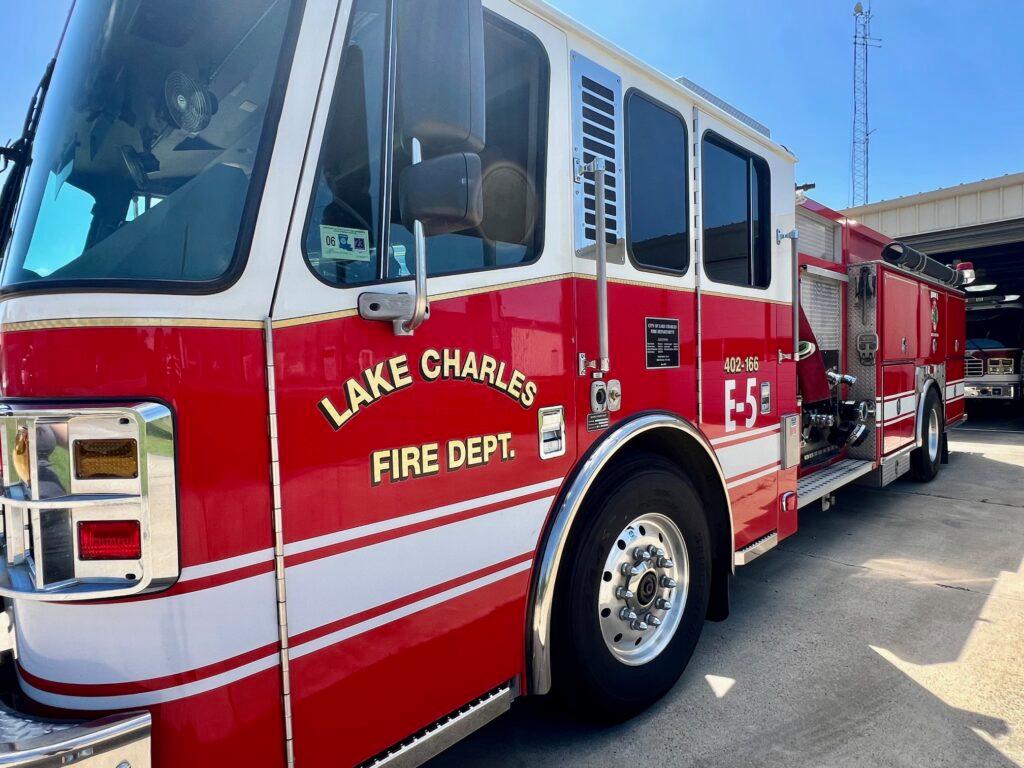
[399, 152, 483, 236]
[396, 0, 486, 156]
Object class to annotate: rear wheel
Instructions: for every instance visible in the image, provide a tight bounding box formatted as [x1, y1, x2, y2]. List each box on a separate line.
[910, 388, 943, 481]
[552, 452, 711, 720]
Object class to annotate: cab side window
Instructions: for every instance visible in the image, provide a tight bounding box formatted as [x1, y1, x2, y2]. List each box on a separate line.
[387, 15, 549, 279]
[625, 91, 689, 273]
[701, 133, 771, 288]
[301, 4, 549, 287]
[302, 0, 388, 286]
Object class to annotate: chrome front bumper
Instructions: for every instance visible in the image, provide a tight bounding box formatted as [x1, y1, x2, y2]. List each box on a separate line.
[0, 704, 150, 767]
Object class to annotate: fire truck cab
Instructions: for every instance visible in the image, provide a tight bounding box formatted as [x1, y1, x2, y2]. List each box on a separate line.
[0, 1, 967, 767]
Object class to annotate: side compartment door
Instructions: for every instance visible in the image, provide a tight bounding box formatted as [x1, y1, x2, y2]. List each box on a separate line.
[945, 292, 967, 424]
[268, 3, 573, 764]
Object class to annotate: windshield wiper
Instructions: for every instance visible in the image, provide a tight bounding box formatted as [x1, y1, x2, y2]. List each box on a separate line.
[0, 57, 57, 254]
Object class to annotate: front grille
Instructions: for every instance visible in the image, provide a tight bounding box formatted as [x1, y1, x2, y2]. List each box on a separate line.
[988, 357, 1014, 374]
[965, 357, 984, 377]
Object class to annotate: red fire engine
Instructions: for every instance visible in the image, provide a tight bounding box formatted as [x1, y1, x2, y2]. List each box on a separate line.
[0, 1, 968, 766]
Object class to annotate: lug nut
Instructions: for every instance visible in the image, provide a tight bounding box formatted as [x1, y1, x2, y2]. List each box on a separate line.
[656, 598, 673, 610]
[657, 557, 675, 568]
[649, 546, 665, 558]
[615, 587, 634, 600]
[619, 607, 638, 622]
[621, 563, 643, 577]
[633, 547, 651, 561]
[644, 613, 662, 627]
[661, 576, 677, 588]
[630, 620, 649, 631]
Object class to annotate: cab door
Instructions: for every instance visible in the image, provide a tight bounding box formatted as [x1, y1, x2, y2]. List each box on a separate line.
[695, 115, 792, 549]
[268, 2, 572, 765]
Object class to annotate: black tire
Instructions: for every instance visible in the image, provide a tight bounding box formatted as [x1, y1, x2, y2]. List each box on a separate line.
[552, 452, 711, 721]
[910, 388, 943, 482]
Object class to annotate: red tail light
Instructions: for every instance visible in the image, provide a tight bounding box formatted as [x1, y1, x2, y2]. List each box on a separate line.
[77, 520, 142, 561]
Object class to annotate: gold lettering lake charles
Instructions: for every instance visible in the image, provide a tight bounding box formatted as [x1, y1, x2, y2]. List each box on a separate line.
[318, 349, 538, 430]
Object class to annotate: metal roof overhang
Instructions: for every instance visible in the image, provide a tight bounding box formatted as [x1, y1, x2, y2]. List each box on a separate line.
[900, 217, 1024, 255]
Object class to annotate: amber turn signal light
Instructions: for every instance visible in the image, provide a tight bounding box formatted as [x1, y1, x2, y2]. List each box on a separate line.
[78, 520, 142, 561]
[73, 439, 139, 480]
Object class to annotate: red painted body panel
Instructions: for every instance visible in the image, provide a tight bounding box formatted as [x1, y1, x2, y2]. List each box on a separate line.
[919, 285, 944, 364]
[291, 569, 529, 767]
[881, 364, 917, 455]
[0, 324, 284, 767]
[272, 278, 575, 763]
[880, 270, 920, 362]
[947, 295, 966, 358]
[700, 293, 782, 548]
[572, 279, 697, 454]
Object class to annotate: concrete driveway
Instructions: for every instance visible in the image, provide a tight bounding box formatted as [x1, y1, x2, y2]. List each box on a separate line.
[428, 426, 1024, 767]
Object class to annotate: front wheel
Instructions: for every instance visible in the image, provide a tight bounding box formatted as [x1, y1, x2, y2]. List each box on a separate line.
[552, 453, 711, 720]
[910, 388, 943, 481]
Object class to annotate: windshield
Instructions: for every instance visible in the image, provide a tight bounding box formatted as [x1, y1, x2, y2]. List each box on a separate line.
[2, 0, 295, 291]
[968, 339, 1012, 350]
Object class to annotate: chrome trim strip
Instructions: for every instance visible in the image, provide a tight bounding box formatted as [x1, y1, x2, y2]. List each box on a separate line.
[692, 106, 705, 425]
[0, 494, 137, 511]
[366, 684, 512, 768]
[733, 531, 777, 566]
[0, 705, 150, 768]
[802, 263, 849, 283]
[527, 412, 733, 696]
[263, 318, 295, 768]
[915, 377, 940, 448]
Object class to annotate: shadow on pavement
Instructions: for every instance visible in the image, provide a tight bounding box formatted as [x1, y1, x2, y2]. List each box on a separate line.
[427, 438, 1024, 767]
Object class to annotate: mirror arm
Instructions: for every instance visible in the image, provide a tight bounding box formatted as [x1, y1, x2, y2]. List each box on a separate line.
[400, 137, 430, 335]
[358, 138, 432, 336]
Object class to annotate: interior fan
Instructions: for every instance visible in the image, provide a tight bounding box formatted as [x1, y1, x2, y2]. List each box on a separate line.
[121, 146, 160, 189]
[164, 71, 216, 134]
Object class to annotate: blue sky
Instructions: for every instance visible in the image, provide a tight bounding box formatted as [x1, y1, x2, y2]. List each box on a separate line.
[2, 1, 1022, 211]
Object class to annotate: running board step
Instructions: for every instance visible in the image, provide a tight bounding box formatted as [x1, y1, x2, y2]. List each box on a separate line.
[734, 531, 778, 566]
[363, 683, 513, 768]
[798, 458, 874, 509]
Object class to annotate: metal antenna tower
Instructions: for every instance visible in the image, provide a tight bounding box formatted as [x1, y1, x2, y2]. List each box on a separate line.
[851, 2, 880, 207]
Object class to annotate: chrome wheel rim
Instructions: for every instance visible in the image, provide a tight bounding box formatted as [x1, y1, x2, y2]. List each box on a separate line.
[597, 512, 688, 666]
[927, 408, 940, 462]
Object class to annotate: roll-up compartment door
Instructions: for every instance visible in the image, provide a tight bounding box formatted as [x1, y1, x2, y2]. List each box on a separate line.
[801, 273, 843, 371]
[797, 208, 840, 263]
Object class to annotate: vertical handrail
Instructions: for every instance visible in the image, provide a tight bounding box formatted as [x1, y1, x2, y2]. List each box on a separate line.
[580, 158, 610, 373]
[592, 159, 610, 372]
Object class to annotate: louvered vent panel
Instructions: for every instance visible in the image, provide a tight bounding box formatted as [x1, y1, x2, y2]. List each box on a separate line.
[572, 53, 623, 254]
[801, 275, 842, 351]
[797, 209, 839, 263]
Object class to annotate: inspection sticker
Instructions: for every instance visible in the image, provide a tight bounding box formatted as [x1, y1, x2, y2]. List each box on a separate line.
[320, 225, 370, 262]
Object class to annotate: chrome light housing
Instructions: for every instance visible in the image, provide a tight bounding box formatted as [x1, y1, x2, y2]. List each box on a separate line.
[0, 402, 178, 601]
[987, 357, 1014, 375]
